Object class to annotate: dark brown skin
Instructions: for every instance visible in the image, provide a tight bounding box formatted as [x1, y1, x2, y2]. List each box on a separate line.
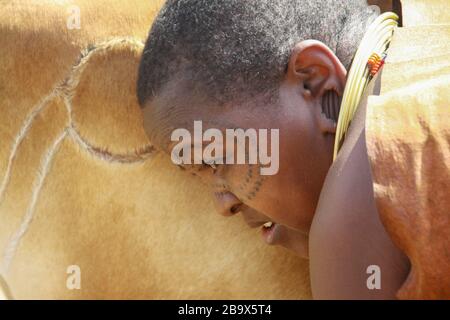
[142, 40, 409, 298]
[309, 71, 410, 299]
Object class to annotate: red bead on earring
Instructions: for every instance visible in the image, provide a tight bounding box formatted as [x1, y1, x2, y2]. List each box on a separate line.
[367, 52, 387, 77]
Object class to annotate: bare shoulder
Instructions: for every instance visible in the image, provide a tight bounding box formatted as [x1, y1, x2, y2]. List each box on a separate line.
[309, 76, 410, 299]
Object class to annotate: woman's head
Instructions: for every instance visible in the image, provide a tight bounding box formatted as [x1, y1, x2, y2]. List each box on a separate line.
[137, 0, 378, 253]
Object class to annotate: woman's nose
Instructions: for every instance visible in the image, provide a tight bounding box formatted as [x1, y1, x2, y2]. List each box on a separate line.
[213, 191, 243, 217]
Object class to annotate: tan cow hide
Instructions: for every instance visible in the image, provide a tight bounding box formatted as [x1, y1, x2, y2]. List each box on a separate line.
[0, 0, 311, 299]
[366, 0, 450, 299]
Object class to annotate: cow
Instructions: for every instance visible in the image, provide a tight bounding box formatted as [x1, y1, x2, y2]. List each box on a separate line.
[0, 0, 311, 299]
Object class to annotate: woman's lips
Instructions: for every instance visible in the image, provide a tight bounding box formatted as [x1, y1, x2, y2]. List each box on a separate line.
[263, 224, 309, 258]
[261, 222, 281, 245]
[239, 208, 283, 245]
[244, 212, 309, 257]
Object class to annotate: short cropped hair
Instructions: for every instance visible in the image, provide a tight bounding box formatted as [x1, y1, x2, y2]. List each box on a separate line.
[137, 0, 378, 106]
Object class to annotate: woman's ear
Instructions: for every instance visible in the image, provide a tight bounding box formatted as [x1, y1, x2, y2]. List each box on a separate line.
[287, 40, 347, 98]
[287, 40, 347, 133]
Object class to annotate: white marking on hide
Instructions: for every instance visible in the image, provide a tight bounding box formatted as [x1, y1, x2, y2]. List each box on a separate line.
[68, 125, 154, 163]
[0, 131, 67, 274]
[59, 38, 154, 164]
[62, 95, 154, 163]
[0, 37, 154, 275]
[0, 90, 58, 205]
